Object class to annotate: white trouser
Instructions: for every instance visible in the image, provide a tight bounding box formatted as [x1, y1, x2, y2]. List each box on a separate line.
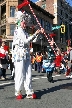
[14, 59, 33, 96]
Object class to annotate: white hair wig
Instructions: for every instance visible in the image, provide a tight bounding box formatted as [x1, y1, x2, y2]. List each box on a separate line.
[15, 11, 31, 24]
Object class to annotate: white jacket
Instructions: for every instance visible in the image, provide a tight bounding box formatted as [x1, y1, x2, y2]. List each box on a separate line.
[12, 27, 38, 62]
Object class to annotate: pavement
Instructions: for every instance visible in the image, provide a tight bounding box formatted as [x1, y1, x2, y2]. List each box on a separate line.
[0, 69, 72, 108]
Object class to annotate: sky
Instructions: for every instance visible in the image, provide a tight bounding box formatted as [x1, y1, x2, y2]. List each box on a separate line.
[31, 0, 38, 2]
[66, 0, 72, 6]
[31, 0, 72, 6]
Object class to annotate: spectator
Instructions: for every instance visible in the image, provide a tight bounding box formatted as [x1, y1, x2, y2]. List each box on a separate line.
[8, 54, 15, 80]
[69, 47, 72, 61]
[59, 61, 67, 74]
[54, 49, 62, 74]
[31, 54, 36, 70]
[36, 52, 43, 73]
[0, 41, 8, 80]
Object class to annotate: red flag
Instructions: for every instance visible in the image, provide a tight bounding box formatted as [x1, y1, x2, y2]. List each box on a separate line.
[49, 33, 56, 38]
[17, 0, 30, 9]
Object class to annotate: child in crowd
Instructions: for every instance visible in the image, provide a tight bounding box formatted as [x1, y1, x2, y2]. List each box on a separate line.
[59, 61, 67, 74]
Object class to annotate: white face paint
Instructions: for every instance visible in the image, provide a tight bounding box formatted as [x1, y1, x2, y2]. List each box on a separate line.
[20, 21, 26, 29]
[15, 11, 31, 29]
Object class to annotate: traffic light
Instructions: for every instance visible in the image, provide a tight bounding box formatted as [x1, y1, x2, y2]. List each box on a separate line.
[61, 25, 65, 33]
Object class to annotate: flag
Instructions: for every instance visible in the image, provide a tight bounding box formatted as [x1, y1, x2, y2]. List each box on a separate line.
[49, 33, 56, 38]
[17, 0, 30, 9]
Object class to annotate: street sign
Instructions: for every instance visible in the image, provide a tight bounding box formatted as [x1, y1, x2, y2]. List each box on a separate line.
[52, 26, 61, 30]
[61, 25, 65, 33]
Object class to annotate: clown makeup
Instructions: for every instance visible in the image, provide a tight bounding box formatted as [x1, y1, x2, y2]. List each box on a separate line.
[15, 11, 31, 29]
[20, 21, 27, 29]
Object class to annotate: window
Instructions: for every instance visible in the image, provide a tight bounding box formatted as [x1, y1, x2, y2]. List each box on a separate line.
[39, 18, 45, 28]
[61, 1, 63, 6]
[10, 24, 16, 36]
[45, 21, 51, 31]
[42, 0, 46, 1]
[65, 13, 68, 18]
[40, 18, 43, 27]
[10, 6, 16, 17]
[9, 42, 12, 50]
[47, 22, 50, 30]
[41, 4, 46, 9]
[42, 19, 45, 28]
[31, 14, 37, 25]
[61, 10, 63, 15]
[60, 18, 62, 24]
[45, 21, 48, 30]
[70, 10, 72, 14]
[49, 23, 52, 31]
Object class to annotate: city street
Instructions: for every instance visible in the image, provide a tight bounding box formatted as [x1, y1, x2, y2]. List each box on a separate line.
[0, 0, 72, 108]
[0, 70, 72, 108]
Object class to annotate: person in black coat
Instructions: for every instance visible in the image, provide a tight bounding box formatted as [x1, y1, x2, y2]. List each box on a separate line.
[8, 54, 15, 80]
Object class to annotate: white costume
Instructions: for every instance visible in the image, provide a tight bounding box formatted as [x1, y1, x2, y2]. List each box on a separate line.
[12, 11, 38, 96]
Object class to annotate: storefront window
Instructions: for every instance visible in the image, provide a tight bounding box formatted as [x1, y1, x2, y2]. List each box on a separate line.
[10, 24, 16, 36]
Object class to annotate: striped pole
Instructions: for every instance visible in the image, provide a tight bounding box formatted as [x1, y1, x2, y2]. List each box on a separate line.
[28, 4, 58, 55]
[17, 0, 59, 55]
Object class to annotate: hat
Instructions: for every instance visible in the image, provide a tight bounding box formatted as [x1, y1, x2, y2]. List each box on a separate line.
[15, 11, 31, 26]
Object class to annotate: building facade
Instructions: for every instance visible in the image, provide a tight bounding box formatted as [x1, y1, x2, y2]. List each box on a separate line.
[36, 0, 72, 49]
[0, 0, 54, 52]
[0, 0, 18, 50]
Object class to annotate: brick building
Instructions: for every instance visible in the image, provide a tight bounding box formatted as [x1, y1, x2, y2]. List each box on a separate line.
[36, 0, 72, 49]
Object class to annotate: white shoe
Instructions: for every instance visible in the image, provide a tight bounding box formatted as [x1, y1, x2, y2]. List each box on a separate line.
[26, 94, 33, 99]
[26, 90, 35, 99]
[32, 69, 34, 71]
[15, 90, 22, 96]
[70, 75, 72, 78]
[66, 75, 70, 78]
[1, 76, 5, 80]
[26, 89, 34, 95]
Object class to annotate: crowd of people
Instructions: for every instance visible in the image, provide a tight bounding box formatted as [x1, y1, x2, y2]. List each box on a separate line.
[31, 46, 72, 76]
[0, 41, 14, 80]
[0, 41, 72, 80]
